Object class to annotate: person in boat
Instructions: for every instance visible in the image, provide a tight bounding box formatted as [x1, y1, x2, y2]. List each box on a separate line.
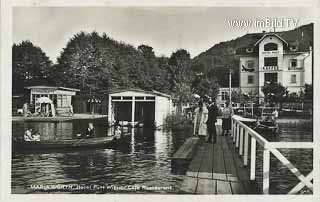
[114, 125, 122, 140]
[32, 132, 41, 141]
[193, 99, 208, 145]
[221, 101, 234, 136]
[24, 128, 34, 141]
[85, 123, 95, 138]
[272, 109, 279, 120]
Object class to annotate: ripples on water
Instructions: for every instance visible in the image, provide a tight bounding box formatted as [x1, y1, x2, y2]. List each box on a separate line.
[12, 119, 192, 194]
[11, 118, 312, 194]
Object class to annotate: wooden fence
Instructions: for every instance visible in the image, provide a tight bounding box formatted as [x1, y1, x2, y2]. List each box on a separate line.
[231, 115, 313, 194]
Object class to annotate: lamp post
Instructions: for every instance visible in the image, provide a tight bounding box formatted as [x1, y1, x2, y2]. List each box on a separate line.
[229, 68, 234, 104]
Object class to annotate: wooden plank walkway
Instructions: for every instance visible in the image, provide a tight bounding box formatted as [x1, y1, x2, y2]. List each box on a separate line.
[179, 125, 259, 194]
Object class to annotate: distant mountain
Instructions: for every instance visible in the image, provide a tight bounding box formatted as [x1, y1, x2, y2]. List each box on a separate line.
[192, 23, 314, 87]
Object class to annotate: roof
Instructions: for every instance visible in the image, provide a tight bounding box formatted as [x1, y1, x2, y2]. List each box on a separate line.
[25, 86, 80, 92]
[235, 28, 312, 56]
[109, 88, 171, 98]
[254, 33, 288, 46]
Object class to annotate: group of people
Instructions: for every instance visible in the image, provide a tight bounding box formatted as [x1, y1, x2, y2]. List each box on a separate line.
[24, 128, 41, 141]
[193, 98, 233, 144]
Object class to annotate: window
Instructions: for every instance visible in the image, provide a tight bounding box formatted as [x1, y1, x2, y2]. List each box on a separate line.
[264, 57, 278, 66]
[264, 43, 278, 51]
[291, 74, 297, 83]
[247, 60, 254, 69]
[221, 91, 228, 100]
[247, 75, 254, 84]
[265, 73, 278, 83]
[290, 59, 297, 68]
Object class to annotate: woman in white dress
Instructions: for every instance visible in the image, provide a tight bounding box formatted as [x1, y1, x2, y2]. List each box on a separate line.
[193, 100, 208, 144]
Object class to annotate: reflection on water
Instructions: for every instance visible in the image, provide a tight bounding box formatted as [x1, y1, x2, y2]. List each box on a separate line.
[12, 119, 191, 194]
[11, 119, 312, 194]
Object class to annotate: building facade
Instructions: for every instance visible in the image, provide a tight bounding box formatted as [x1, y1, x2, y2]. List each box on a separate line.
[237, 32, 313, 101]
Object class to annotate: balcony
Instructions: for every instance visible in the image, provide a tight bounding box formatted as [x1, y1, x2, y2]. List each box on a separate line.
[262, 66, 279, 71]
[288, 66, 303, 71]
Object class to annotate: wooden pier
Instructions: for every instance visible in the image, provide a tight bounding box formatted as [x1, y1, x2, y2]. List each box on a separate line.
[178, 134, 258, 194]
[172, 116, 314, 194]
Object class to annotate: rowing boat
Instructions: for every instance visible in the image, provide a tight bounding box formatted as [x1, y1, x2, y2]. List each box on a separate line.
[13, 135, 129, 150]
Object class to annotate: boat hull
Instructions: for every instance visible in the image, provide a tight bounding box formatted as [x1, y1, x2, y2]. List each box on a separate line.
[13, 136, 128, 151]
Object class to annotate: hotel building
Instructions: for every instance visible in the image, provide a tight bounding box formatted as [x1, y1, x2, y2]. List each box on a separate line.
[236, 32, 313, 101]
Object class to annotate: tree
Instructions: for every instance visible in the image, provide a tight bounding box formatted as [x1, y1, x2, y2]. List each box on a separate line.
[55, 31, 152, 93]
[193, 77, 219, 100]
[262, 82, 288, 106]
[12, 40, 53, 94]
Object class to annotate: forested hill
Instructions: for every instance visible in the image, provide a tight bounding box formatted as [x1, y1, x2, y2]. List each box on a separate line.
[192, 23, 313, 87]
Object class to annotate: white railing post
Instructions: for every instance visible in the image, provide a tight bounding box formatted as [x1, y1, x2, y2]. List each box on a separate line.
[236, 124, 240, 148]
[231, 119, 234, 138]
[233, 122, 237, 143]
[250, 138, 256, 180]
[243, 131, 249, 166]
[239, 127, 244, 155]
[263, 148, 270, 194]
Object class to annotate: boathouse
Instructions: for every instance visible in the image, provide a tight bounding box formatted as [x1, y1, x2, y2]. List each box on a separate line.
[108, 89, 173, 127]
[25, 86, 80, 115]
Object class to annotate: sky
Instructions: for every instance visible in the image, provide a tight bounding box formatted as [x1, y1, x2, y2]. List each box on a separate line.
[13, 7, 316, 62]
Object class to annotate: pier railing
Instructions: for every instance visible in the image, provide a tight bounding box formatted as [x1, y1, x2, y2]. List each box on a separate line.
[231, 115, 313, 194]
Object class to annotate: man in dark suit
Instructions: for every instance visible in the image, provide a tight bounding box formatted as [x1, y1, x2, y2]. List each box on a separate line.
[206, 98, 219, 143]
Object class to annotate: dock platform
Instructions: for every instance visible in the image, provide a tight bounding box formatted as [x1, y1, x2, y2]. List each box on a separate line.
[175, 124, 259, 194]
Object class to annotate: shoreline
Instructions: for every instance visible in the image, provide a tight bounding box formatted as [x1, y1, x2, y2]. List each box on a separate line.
[12, 114, 108, 122]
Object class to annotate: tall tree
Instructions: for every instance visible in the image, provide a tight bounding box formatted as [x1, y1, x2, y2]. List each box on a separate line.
[12, 40, 53, 94]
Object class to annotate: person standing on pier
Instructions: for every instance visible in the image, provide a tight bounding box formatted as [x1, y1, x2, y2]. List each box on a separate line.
[221, 101, 233, 136]
[193, 99, 208, 144]
[206, 98, 219, 144]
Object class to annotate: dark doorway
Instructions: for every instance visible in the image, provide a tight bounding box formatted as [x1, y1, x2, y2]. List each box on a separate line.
[114, 102, 132, 121]
[135, 102, 155, 126]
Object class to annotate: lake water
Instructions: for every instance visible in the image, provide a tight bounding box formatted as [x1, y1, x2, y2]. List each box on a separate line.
[11, 118, 312, 194]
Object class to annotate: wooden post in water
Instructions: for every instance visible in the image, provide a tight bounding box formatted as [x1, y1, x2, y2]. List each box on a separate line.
[239, 127, 244, 155]
[131, 97, 135, 126]
[250, 138, 256, 180]
[263, 148, 270, 194]
[243, 131, 249, 166]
